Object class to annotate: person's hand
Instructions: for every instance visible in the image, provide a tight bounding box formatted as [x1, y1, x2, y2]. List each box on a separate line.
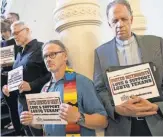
[20, 111, 33, 125]
[19, 81, 31, 93]
[59, 103, 80, 123]
[2, 85, 10, 97]
[131, 96, 159, 112]
[115, 96, 157, 117]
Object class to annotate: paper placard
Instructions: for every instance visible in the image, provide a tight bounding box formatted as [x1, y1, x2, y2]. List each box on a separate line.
[0, 45, 15, 65]
[8, 66, 23, 91]
[26, 92, 67, 125]
[106, 63, 160, 106]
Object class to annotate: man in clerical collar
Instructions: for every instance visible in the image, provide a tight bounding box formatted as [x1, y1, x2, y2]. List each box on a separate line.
[93, 0, 163, 136]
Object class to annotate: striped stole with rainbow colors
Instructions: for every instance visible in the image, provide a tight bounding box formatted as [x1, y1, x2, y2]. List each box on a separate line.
[64, 67, 80, 136]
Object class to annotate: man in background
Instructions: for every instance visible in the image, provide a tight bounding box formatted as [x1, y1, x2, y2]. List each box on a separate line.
[2, 21, 51, 136]
[6, 12, 19, 24]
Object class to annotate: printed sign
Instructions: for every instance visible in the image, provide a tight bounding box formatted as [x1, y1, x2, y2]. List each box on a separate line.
[8, 66, 23, 91]
[26, 92, 67, 124]
[0, 45, 15, 66]
[106, 63, 160, 106]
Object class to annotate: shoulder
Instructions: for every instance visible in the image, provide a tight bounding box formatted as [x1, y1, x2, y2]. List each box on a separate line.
[76, 73, 93, 85]
[136, 34, 162, 41]
[95, 38, 115, 53]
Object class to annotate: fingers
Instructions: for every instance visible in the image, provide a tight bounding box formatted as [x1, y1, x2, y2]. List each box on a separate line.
[2, 85, 10, 97]
[18, 82, 24, 93]
[135, 111, 157, 117]
[20, 111, 33, 125]
[18, 81, 31, 92]
[124, 104, 153, 113]
[59, 103, 69, 120]
[59, 111, 67, 120]
[127, 96, 141, 104]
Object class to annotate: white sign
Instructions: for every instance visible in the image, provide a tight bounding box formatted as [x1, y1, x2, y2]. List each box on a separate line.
[106, 63, 160, 106]
[0, 45, 15, 65]
[1, 0, 13, 16]
[8, 66, 23, 91]
[26, 92, 67, 125]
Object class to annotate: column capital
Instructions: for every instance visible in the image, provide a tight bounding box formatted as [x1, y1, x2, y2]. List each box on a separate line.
[53, 0, 102, 33]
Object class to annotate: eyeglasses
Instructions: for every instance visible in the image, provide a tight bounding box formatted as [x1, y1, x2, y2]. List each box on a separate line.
[43, 51, 64, 60]
[12, 28, 27, 36]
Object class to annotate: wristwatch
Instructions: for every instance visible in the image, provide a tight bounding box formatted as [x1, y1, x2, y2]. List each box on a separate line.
[76, 112, 85, 125]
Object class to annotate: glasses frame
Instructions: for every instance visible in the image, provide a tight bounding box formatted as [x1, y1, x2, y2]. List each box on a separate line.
[12, 28, 27, 36]
[43, 51, 64, 60]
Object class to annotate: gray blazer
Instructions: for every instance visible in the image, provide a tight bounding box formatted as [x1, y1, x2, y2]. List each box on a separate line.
[93, 34, 163, 136]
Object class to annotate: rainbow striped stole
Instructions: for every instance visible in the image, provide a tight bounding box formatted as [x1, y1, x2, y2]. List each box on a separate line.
[64, 68, 80, 137]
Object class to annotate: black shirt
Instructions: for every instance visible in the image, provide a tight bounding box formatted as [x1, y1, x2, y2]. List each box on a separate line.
[13, 39, 51, 96]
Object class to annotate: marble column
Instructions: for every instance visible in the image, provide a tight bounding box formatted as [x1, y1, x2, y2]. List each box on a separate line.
[53, 0, 102, 80]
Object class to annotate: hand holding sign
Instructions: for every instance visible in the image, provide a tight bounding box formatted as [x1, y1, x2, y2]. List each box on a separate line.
[2, 85, 10, 97]
[20, 111, 33, 126]
[0, 45, 15, 66]
[131, 96, 159, 112]
[26, 92, 67, 124]
[8, 66, 23, 91]
[106, 63, 160, 106]
[115, 96, 157, 117]
[59, 103, 80, 123]
[19, 81, 31, 93]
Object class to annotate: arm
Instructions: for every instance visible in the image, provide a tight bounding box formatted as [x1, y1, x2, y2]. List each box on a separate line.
[81, 113, 108, 129]
[93, 50, 116, 121]
[81, 75, 108, 129]
[59, 104, 108, 130]
[29, 72, 51, 91]
[59, 74, 108, 130]
[155, 102, 163, 118]
[156, 37, 163, 117]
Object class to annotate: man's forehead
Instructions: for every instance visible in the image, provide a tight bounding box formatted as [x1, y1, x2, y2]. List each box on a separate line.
[12, 24, 24, 30]
[109, 4, 130, 18]
[43, 44, 62, 53]
[45, 44, 61, 50]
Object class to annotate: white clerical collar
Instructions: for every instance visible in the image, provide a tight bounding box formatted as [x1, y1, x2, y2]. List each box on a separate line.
[116, 35, 135, 46]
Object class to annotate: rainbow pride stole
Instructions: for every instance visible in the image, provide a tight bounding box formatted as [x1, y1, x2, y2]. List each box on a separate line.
[64, 68, 80, 137]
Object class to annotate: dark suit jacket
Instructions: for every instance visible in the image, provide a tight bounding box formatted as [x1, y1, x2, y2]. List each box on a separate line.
[13, 39, 51, 96]
[93, 34, 163, 136]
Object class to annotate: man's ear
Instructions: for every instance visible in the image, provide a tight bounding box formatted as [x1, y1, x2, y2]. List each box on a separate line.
[130, 16, 133, 24]
[26, 27, 30, 32]
[64, 52, 68, 62]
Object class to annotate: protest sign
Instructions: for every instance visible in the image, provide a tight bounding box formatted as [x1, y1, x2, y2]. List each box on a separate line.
[8, 66, 23, 91]
[106, 63, 160, 106]
[0, 45, 15, 66]
[26, 92, 67, 124]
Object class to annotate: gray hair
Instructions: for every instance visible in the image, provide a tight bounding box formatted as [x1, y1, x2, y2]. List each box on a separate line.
[10, 21, 29, 29]
[42, 40, 71, 66]
[106, 0, 133, 18]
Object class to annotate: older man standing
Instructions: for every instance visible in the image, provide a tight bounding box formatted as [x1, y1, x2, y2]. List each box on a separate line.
[2, 21, 51, 136]
[93, 0, 163, 136]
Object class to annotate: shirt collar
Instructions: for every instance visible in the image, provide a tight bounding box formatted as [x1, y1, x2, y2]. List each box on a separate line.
[116, 35, 135, 51]
[22, 39, 37, 54]
[52, 77, 64, 83]
[116, 35, 135, 46]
